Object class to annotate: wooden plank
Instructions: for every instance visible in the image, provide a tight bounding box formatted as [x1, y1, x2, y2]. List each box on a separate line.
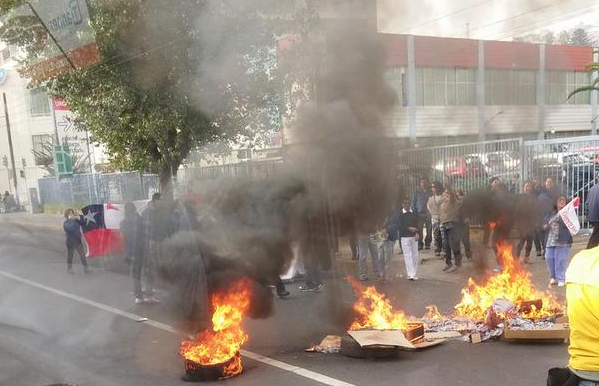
[503, 323, 569, 342]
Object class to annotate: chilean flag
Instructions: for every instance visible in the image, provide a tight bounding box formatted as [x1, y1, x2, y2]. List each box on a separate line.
[81, 201, 148, 257]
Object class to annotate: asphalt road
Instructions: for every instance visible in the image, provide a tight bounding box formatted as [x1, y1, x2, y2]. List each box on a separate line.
[0, 222, 569, 386]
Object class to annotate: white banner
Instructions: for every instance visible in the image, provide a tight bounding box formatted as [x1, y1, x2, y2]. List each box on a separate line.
[559, 197, 580, 236]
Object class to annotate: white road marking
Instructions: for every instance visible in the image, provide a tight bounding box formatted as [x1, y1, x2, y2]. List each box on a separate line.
[0, 269, 356, 386]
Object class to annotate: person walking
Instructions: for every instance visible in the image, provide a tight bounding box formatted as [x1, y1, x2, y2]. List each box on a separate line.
[412, 179, 431, 250]
[427, 181, 444, 257]
[378, 204, 401, 282]
[120, 202, 147, 304]
[440, 188, 462, 273]
[63, 208, 90, 274]
[543, 195, 572, 287]
[141, 193, 164, 304]
[515, 180, 542, 264]
[357, 233, 381, 281]
[586, 183, 599, 250]
[397, 198, 420, 280]
[456, 189, 472, 259]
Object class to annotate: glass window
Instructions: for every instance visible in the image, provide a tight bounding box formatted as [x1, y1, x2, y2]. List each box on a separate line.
[485, 69, 536, 105]
[31, 134, 53, 165]
[383, 67, 404, 106]
[414, 67, 476, 106]
[30, 87, 51, 116]
[545, 70, 590, 105]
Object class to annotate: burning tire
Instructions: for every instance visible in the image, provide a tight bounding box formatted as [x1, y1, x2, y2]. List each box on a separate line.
[183, 353, 242, 382]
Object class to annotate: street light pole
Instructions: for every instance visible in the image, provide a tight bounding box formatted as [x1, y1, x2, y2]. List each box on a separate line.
[2, 92, 18, 205]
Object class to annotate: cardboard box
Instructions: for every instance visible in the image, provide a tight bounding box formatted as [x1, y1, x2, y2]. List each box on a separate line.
[503, 323, 569, 343]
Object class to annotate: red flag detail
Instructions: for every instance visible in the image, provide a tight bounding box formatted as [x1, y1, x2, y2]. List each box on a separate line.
[83, 229, 124, 257]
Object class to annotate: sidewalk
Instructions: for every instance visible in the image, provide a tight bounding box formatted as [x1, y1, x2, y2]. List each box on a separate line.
[0, 212, 63, 232]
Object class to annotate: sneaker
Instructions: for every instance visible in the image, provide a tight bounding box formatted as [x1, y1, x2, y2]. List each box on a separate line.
[549, 278, 557, 285]
[374, 276, 383, 282]
[442, 264, 453, 272]
[465, 253, 472, 260]
[408, 277, 414, 281]
[135, 297, 145, 305]
[447, 266, 458, 273]
[277, 289, 291, 299]
[492, 266, 502, 273]
[558, 282, 565, 287]
[413, 277, 419, 281]
[536, 251, 542, 257]
[359, 276, 368, 281]
[435, 251, 441, 257]
[67, 267, 74, 274]
[143, 296, 160, 304]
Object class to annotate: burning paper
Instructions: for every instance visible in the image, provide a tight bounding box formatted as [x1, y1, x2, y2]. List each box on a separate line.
[180, 278, 252, 379]
[454, 242, 563, 320]
[347, 276, 408, 331]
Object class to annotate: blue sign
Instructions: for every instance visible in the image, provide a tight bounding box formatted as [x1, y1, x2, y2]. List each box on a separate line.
[0, 69, 6, 85]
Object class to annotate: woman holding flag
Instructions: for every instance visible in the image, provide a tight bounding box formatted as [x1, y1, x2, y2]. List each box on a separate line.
[543, 195, 576, 288]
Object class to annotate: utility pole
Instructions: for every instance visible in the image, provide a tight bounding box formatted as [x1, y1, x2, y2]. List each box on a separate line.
[3, 92, 18, 205]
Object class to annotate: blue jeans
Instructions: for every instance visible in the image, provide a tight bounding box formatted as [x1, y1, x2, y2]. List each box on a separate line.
[378, 240, 396, 280]
[579, 380, 599, 386]
[545, 245, 570, 282]
[358, 235, 381, 279]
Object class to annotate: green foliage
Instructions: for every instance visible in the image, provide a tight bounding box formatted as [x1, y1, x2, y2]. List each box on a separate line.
[0, 0, 314, 192]
[569, 27, 595, 47]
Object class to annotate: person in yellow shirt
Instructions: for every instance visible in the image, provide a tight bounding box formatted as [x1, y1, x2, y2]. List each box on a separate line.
[566, 246, 599, 385]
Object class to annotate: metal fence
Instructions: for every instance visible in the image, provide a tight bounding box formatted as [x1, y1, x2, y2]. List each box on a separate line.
[39, 172, 159, 206]
[398, 135, 599, 229]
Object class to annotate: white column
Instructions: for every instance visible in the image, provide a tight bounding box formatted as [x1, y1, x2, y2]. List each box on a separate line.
[537, 44, 546, 140]
[407, 35, 416, 145]
[477, 40, 486, 142]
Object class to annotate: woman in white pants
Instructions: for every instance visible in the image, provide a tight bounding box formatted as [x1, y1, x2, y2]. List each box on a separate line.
[398, 199, 420, 281]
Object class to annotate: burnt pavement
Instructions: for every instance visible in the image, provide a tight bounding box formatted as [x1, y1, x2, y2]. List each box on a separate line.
[0, 213, 586, 386]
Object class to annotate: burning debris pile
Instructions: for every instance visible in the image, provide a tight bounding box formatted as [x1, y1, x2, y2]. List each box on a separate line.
[180, 278, 252, 381]
[419, 243, 566, 343]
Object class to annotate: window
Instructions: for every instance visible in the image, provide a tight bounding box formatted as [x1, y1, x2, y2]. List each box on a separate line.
[415, 67, 476, 106]
[545, 71, 590, 105]
[485, 69, 536, 105]
[32, 134, 53, 165]
[30, 87, 51, 116]
[383, 67, 404, 106]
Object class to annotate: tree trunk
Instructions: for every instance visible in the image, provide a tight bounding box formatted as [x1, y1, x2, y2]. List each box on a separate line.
[158, 166, 174, 201]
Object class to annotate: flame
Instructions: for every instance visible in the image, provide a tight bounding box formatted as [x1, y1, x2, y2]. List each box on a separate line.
[488, 221, 497, 229]
[180, 278, 252, 378]
[454, 242, 563, 320]
[347, 276, 407, 330]
[422, 305, 444, 321]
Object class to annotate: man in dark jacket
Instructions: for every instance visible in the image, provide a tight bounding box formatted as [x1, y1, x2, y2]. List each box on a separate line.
[412, 179, 431, 250]
[63, 208, 90, 274]
[587, 183, 599, 249]
[379, 204, 401, 282]
[398, 198, 420, 280]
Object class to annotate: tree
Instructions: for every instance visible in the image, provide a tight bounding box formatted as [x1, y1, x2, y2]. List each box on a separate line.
[569, 27, 595, 46]
[543, 31, 555, 45]
[557, 31, 570, 45]
[0, 0, 311, 194]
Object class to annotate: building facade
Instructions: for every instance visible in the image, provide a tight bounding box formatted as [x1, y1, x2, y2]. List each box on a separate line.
[379, 34, 598, 146]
